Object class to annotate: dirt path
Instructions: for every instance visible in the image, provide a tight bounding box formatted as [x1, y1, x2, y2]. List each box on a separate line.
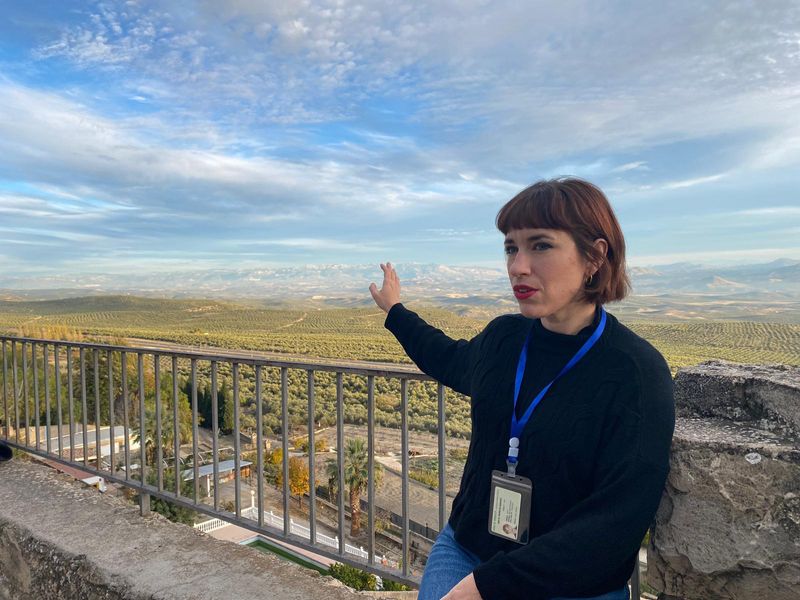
[276, 312, 308, 330]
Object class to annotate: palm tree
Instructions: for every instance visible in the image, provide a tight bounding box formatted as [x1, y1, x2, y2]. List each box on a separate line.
[132, 399, 176, 467]
[326, 437, 383, 536]
[132, 374, 192, 469]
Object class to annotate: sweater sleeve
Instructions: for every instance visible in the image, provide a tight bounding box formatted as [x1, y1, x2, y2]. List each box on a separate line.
[472, 368, 675, 599]
[384, 303, 493, 396]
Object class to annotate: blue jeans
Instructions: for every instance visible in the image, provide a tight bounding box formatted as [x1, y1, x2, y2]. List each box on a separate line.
[418, 524, 630, 600]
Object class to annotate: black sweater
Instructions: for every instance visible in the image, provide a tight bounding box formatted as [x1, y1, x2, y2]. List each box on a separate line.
[385, 303, 674, 599]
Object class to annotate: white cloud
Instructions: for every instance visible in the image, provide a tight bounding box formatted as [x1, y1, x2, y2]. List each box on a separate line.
[3, 0, 800, 273]
[246, 238, 386, 252]
[612, 161, 648, 173]
[733, 206, 800, 217]
[661, 173, 728, 190]
[33, 0, 800, 160]
[0, 82, 511, 221]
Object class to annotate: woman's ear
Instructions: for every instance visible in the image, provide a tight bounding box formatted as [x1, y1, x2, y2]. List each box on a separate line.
[589, 238, 608, 276]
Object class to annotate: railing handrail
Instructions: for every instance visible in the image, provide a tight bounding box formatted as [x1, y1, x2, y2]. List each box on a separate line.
[0, 334, 432, 379]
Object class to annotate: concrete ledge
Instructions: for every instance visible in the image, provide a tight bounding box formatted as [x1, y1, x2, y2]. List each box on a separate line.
[0, 459, 365, 600]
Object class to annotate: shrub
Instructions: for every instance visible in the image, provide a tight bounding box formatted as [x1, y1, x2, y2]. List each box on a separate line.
[448, 447, 469, 461]
[409, 468, 439, 489]
[293, 437, 329, 453]
[328, 563, 377, 591]
[137, 468, 198, 525]
[382, 579, 410, 591]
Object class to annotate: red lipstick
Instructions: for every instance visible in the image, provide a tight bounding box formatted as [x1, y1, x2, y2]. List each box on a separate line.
[513, 285, 538, 299]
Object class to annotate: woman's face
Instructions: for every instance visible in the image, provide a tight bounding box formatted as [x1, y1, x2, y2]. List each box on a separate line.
[504, 227, 593, 322]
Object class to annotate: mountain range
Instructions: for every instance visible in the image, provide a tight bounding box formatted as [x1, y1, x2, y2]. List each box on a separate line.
[1, 259, 798, 322]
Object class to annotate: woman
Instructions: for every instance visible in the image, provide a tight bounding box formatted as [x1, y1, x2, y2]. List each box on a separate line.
[369, 178, 674, 600]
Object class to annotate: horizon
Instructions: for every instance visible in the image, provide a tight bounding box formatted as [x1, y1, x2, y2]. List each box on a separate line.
[1, 1, 799, 280]
[2, 258, 798, 308]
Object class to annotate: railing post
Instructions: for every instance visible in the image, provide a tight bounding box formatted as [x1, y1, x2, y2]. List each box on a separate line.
[44, 345, 51, 456]
[437, 383, 447, 531]
[67, 346, 75, 462]
[281, 367, 290, 537]
[367, 374, 375, 564]
[138, 353, 146, 487]
[307, 369, 316, 545]
[55, 344, 64, 458]
[121, 352, 129, 480]
[140, 491, 150, 516]
[190, 358, 199, 503]
[255, 364, 264, 528]
[32, 343, 40, 450]
[154, 354, 163, 491]
[94, 349, 101, 470]
[172, 355, 180, 498]
[80, 347, 88, 466]
[401, 378, 410, 577]
[210, 360, 219, 511]
[233, 362, 241, 517]
[22, 342, 29, 447]
[336, 372, 345, 555]
[1, 340, 7, 440]
[108, 349, 114, 474]
[12, 340, 19, 445]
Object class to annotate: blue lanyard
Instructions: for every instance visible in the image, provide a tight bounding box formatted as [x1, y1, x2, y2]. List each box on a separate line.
[506, 308, 607, 474]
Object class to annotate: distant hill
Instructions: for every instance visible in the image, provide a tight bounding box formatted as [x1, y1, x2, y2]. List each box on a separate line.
[1, 259, 798, 322]
[628, 259, 800, 295]
[0, 296, 235, 314]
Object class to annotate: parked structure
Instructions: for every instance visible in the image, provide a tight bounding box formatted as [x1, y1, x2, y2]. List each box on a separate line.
[181, 458, 252, 497]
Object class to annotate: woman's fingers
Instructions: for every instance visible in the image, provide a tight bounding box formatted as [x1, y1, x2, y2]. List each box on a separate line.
[379, 263, 397, 285]
[369, 263, 400, 313]
[368, 282, 380, 303]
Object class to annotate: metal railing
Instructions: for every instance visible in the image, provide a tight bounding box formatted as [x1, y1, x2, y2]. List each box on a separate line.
[0, 334, 642, 596]
[0, 335, 443, 586]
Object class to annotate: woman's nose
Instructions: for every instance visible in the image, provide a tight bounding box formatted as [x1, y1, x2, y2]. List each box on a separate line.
[508, 252, 532, 277]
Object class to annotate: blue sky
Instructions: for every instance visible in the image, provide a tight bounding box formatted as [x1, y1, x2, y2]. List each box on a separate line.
[1, 0, 799, 279]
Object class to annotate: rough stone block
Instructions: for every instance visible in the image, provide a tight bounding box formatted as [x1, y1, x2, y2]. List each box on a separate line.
[674, 361, 800, 438]
[650, 361, 800, 600]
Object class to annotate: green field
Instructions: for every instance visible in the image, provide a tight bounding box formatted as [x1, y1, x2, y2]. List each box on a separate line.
[0, 295, 797, 443]
[1, 295, 797, 370]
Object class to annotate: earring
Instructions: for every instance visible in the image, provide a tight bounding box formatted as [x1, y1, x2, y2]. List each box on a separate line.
[585, 274, 594, 286]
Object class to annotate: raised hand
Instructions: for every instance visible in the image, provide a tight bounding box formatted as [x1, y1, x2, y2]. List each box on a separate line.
[369, 262, 401, 313]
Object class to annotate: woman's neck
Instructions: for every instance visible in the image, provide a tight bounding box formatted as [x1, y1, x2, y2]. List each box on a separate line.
[540, 302, 598, 335]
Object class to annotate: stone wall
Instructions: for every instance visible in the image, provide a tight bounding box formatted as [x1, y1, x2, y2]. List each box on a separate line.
[0, 459, 367, 600]
[648, 361, 800, 600]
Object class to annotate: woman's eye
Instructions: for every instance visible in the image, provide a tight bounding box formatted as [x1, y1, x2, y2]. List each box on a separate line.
[504, 246, 517, 256]
[533, 242, 551, 251]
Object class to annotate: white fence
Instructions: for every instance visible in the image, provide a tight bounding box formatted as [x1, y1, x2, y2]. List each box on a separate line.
[194, 507, 399, 569]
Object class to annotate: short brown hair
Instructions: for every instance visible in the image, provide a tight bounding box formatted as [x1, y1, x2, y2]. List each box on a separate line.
[496, 178, 629, 304]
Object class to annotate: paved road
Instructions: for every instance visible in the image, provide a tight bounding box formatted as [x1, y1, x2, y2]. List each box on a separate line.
[373, 457, 452, 531]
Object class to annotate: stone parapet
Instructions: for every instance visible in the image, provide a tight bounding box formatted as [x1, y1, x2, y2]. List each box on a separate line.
[649, 361, 800, 600]
[674, 361, 800, 438]
[0, 459, 365, 600]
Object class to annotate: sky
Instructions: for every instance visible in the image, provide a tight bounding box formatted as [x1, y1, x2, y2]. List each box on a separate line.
[1, 0, 799, 280]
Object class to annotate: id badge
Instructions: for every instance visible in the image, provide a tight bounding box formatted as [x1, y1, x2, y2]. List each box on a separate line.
[488, 469, 532, 544]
